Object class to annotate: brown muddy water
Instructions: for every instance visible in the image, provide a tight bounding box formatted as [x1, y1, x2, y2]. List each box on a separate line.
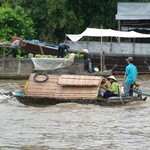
[0, 75, 150, 150]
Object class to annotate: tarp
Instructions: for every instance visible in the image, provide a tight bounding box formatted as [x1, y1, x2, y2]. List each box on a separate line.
[24, 39, 58, 48]
[0, 42, 11, 47]
[116, 2, 150, 20]
[12, 36, 58, 48]
[31, 54, 75, 71]
[66, 28, 150, 42]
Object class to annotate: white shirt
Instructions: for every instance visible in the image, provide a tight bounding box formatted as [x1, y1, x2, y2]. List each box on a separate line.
[11, 40, 20, 49]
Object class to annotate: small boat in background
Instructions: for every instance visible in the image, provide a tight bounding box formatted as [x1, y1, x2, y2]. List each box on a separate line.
[11, 37, 150, 74]
[12, 37, 59, 55]
[21, 40, 59, 55]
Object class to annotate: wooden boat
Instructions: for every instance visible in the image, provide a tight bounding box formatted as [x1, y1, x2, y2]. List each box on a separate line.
[20, 42, 150, 74]
[17, 38, 76, 56]
[11, 37, 59, 55]
[11, 37, 150, 74]
[15, 73, 146, 106]
[91, 53, 150, 74]
[21, 43, 150, 74]
[21, 40, 58, 55]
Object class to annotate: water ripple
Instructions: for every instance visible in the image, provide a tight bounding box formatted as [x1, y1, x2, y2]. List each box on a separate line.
[0, 77, 150, 150]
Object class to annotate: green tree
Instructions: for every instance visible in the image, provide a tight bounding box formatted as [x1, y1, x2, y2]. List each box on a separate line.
[0, 0, 119, 43]
[3, 0, 55, 43]
[7, 0, 77, 43]
[0, 2, 35, 41]
[1, 0, 149, 43]
[66, 0, 118, 30]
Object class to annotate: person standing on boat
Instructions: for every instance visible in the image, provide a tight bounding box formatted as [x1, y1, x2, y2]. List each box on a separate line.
[103, 75, 119, 98]
[11, 39, 25, 57]
[57, 43, 70, 58]
[123, 57, 138, 97]
[82, 49, 92, 73]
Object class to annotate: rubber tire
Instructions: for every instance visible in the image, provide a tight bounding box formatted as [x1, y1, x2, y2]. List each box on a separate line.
[34, 73, 49, 83]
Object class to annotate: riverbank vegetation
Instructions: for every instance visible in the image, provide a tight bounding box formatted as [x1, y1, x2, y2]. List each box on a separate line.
[0, 0, 148, 44]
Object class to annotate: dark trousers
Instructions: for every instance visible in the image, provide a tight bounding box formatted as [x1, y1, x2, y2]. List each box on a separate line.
[104, 91, 118, 99]
[57, 48, 65, 58]
[12, 48, 18, 57]
[84, 59, 92, 73]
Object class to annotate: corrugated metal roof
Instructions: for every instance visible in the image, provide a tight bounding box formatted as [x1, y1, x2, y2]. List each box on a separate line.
[27, 73, 103, 100]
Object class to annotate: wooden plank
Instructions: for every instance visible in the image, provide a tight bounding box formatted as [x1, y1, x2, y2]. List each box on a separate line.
[27, 94, 97, 99]
[27, 90, 98, 99]
[27, 85, 98, 90]
[27, 86, 98, 94]
[58, 75, 103, 86]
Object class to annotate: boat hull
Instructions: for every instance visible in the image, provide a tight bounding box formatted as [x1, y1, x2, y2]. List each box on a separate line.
[21, 41, 78, 56]
[21, 41, 58, 55]
[20, 40, 150, 74]
[16, 95, 144, 106]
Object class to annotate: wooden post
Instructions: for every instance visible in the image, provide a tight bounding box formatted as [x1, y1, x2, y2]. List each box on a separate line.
[2, 45, 6, 72]
[39, 45, 44, 55]
[133, 39, 135, 53]
[100, 26, 103, 73]
[110, 37, 112, 52]
[102, 51, 105, 70]
[118, 20, 121, 42]
[2, 43, 6, 61]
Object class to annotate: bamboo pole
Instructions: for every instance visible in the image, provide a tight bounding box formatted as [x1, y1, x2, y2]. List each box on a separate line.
[39, 45, 44, 55]
[100, 26, 103, 73]
[102, 51, 105, 70]
[2, 44, 6, 72]
[3, 44, 6, 59]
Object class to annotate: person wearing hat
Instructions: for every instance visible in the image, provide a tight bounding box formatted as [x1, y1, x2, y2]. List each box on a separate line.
[57, 43, 70, 58]
[103, 75, 119, 98]
[123, 56, 138, 97]
[82, 49, 92, 73]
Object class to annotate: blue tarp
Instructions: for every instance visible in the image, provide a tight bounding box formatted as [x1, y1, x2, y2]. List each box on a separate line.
[25, 39, 58, 48]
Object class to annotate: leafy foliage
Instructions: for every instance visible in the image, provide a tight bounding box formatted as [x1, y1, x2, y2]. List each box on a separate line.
[0, 0, 149, 44]
[0, 2, 35, 41]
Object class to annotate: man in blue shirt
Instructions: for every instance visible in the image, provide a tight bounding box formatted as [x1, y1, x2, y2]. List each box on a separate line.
[123, 57, 138, 96]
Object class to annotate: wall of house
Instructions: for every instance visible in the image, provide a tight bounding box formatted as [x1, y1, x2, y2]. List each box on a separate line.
[0, 58, 84, 79]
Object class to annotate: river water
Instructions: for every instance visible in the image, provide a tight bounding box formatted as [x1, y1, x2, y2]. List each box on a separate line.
[0, 75, 150, 150]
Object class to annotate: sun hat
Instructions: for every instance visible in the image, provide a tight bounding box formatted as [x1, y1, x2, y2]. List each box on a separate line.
[83, 49, 89, 54]
[126, 57, 133, 61]
[107, 75, 117, 81]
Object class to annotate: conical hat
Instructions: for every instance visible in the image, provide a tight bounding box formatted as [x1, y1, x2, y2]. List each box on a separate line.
[83, 49, 89, 54]
[107, 75, 117, 81]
